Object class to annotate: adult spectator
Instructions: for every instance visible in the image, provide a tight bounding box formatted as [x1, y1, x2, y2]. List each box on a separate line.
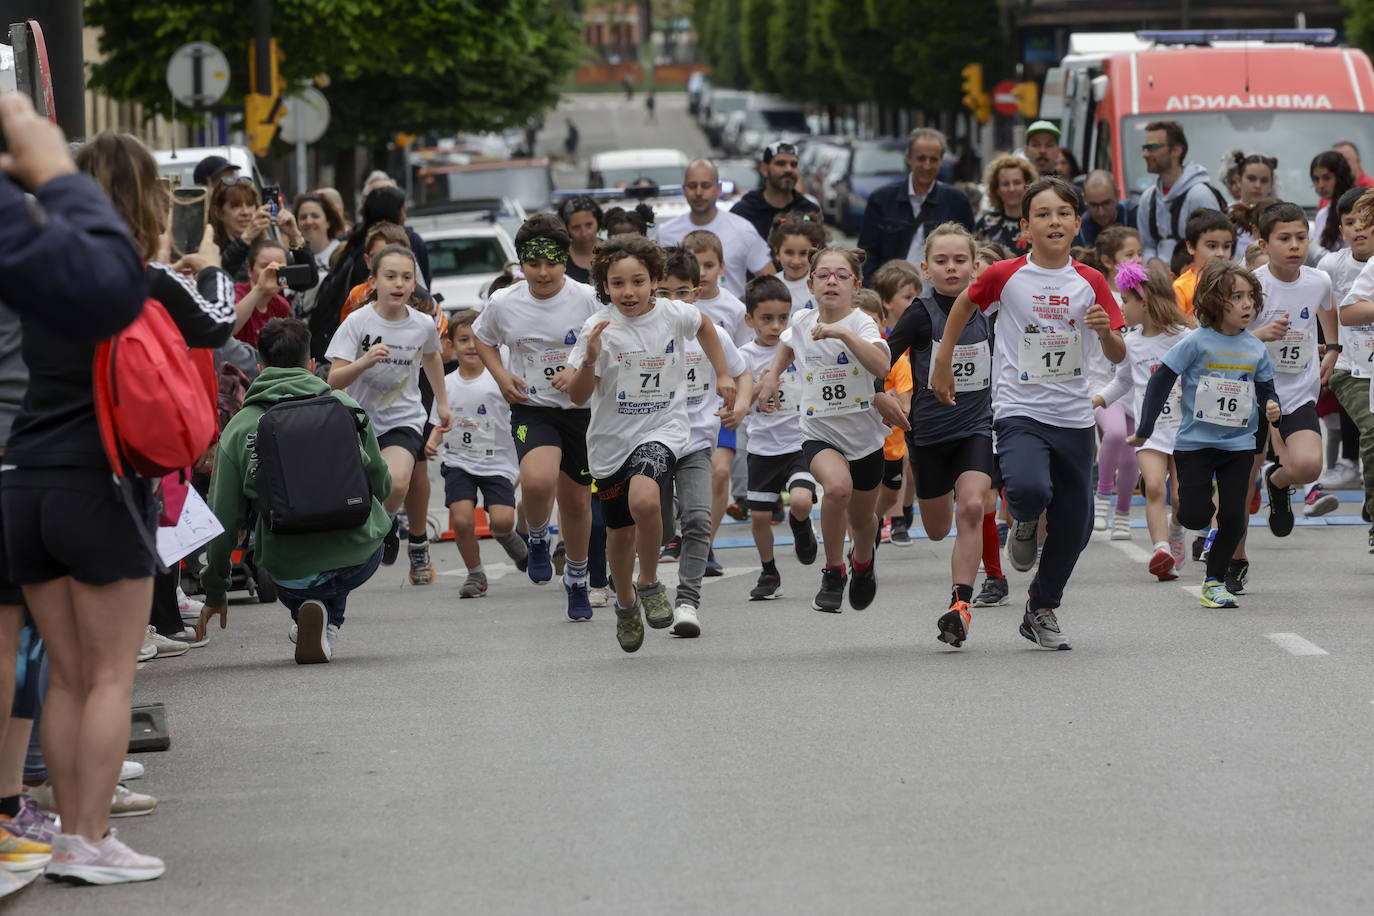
[1333, 141, 1374, 188]
[1136, 119, 1227, 270]
[1057, 147, 1081, 182]
[856, 127, 975, 284]
[730, 142, 820, 242]
[349, 175, 430, 286]
[1023, 121, 1062, 176]
[208, 177, 317, 288]
[974, 154, 1037, 252]
[193, 153, 239, 188]
[557, 195, 601, 284]
[1074, 169, 1137, 247]
[659, 159, 774, 295]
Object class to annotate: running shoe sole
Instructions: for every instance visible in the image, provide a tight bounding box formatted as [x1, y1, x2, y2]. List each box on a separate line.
[937, 606, 970, 647]
[669, 609, 701, 638]
[615, 605, 644, 653]
[1264, 467, 1293, 536]
[48, 864, 165, 885]
[294, 601, 329, 664]
[1148, 548, 1179, 580]
[1304, 492, 1340, 517]
[972, 579, 1009, 607]
[1007, 520, 1039, 572]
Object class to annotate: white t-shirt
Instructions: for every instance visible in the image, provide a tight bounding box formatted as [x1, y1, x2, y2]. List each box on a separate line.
[569, 298, 703, 478]
[740, 339, 803, 456]
[656, 210, 773, 297]
[1339, 255, 1374, 380]
[1249, 264, 1332, 413]
[782, 274, 816, 315]
[694, 288, 752, 347]
[780, 308, 889, 460]
[431, 367, 518, 482]
[1318, 248, 1367, 374]
[471, 278, 600, 409]
[325, 304, 441, 435]
[1095, 326, 1191, 454]
[683, 334, 746, 456]
[967, 255, 1125, 429]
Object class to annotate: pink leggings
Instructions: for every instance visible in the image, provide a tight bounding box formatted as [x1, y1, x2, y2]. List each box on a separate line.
[1095, 403, 1138, 512]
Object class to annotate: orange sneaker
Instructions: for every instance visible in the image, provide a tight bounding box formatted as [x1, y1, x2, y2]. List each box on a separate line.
[1148, 547, 1179, 581]
[937, 599, 972, 648]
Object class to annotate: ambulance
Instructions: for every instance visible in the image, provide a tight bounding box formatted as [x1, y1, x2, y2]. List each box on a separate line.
[1043, 30, 1374, 211]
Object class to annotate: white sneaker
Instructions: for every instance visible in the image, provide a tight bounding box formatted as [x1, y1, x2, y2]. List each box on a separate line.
[109, 784, 156, 818]
[293, 600, 330, 664]
[119, 760, 145, 782]
[143, 626, 188, 659]
[1319, 457, 1362, 490]
[46, 829, 164, 885]
[1110, 510, 1132, 540]
[137, 641, 157, 662]
[326, 624, 340, 655]
[288, 623, 298, 644]
[669, 604, 701, 638]
[1093, 493, 1111, 531]
[588, 587, 609, 608]
[176, 586, 204, 624]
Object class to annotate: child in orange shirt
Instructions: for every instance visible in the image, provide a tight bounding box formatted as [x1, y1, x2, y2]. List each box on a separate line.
[856, 289, 914, 548]
[1172, 209, 1236, 315]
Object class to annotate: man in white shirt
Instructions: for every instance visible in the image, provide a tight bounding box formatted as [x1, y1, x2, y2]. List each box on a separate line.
[657, 159, 775, 296]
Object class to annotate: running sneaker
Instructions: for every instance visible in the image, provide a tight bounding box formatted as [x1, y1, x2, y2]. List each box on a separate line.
[176, 586, 204, 624]
[564, 574, 593, 621]
[659, 535, 682, 563]
[1200, 577, 1240, 608]
[614, 600, 644, 653]
[937, 599, 972, 648]
[812, 565, 847, 613]
[1110, 510, 1132, 540]
[848, 550, 877, 610]
[1265, 465, 1295, 537]
[1368, 523, 1374, 555]
[772, 507, 786, 523]
[495, 531, 529, 572]
[877, 518, 891, 544]
[639, 581, 673, 630]
[669, 604, 701, 638]
[1303, 485, 1340, 517]
[1007, 519, 1039, 572]
[408, 542, 436, 585]
[1093, 492, 1111, 531]
[588, 587, 610, 608]
[121, 760, 145, 782]
[1225, 559, 1249, 596]
[972, 576, 1009, 607]
[526, 537, 553, 584]
[5, 800, 56, 845]
[20, 784, 53, 813]
[382, 517, 401, 566]
[1249, 472, 1263, 515]
[137, 641, 157, 663]
[750, 572, 782, 600]
[1149, 547, 1179, 581]
[1319, 457, 1362, 490]
[1019, 604, 1072, 650]
[725, 502, 749, 521]
[889, 516, 912, 546]
[326, 624, 340, 657]
[0, 823, 50, 871]
[458, 571, 488, 598]
[294, 599, 331, 665]
[45, 829, 164, 885]
[790, 516, 819, 565]
[552, 541, 566, 577]
[704, 550, 725, 576]
[143, 626, 188, 659]
[109, 784, 156, 818]
[1191, 533, 1209, 562]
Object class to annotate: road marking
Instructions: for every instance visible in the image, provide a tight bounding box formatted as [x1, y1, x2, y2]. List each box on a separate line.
[1103, 536, 1152, 564]
[1180, 584, 1202, 598]
[1266, 632, 1329, 656]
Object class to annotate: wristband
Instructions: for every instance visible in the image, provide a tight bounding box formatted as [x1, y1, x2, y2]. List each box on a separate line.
[1326, 344, 1343, 353]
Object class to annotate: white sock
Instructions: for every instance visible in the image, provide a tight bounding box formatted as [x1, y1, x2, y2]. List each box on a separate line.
[1153, 540, 1169, 553]
[467, 564, 485, 576]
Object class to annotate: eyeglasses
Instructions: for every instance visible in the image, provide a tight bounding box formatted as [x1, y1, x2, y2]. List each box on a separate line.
[656, 286, 698, 299]
[1086, 198, 1117, 210]
[217, 174, 255, 188]
[811, 268, 855, 281]
[1141, 142, 1168, 153]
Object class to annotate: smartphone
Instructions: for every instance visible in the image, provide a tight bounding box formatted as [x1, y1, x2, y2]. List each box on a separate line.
[170, 187, 208, 258]
[276, 264, 316, 290]
[262, 183, 281, 220]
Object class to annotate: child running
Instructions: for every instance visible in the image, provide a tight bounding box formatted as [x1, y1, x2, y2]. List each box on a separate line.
[1092, 261, 1194, 580]
[1333, 189, 1374, 550]
[1131, 260, 1280, 607]
[931, 177, 1127, 650]
[888, 223, 999, 646]
[870, 260, 923, 544]
[326, 244, 451, 569]
[425, 311, 530, 597]
[568, 234, 735, 653]
[769, 212, 828, 315]
[854, 289, 915, 549]
[756, 248, 892, 613]
[1173, 209, 1236, 316]
[739, 275, 819, 600]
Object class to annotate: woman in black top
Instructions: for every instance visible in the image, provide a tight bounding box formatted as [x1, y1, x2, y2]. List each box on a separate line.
[558, 196, 602, 285]
[210, 176, 317, 287]
[973, 154, 1037, 254]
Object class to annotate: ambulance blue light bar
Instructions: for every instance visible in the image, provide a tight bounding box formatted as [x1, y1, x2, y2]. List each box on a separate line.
[1136, 29, 1337, 46]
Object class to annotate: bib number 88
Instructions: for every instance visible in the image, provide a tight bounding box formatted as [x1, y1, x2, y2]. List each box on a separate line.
[821, 383, 847, 401]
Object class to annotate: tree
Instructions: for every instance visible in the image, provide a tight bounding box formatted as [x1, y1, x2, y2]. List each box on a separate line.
[739, 0, 778, 94]
[1347, 0, 1374, 56]
[83, 0, 587, 144]
[705, 0, 747, 88]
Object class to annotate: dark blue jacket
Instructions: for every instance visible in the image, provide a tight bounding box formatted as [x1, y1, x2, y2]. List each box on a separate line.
[857, 178, 975, 284]
[1074, 200, 1138, 248]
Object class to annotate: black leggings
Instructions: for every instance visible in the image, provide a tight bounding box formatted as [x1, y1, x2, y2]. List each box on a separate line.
[149, 567, 183, 637]
[1174, 448, 1254, 582]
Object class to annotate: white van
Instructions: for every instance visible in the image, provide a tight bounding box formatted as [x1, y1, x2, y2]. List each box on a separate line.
[153, 145, 265, 189]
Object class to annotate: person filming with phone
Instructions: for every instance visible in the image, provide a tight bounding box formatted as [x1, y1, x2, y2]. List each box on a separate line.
[201, 157, 317, 290]
[234, 237, 295, 348]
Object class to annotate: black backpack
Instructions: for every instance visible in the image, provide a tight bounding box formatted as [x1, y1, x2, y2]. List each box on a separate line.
[1146, 181, 1229, 244]
[254, 393, 373, 534]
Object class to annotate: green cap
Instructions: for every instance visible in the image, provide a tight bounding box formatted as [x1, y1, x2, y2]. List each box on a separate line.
[1026, 120, 1062, 140]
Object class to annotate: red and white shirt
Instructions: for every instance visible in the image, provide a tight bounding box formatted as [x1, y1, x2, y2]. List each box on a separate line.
[968, 255, 1124, 428]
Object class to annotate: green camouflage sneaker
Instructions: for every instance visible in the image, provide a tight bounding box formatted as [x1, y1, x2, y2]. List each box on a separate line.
[639, 581, 673, 630]
[615, 601, 644, 653]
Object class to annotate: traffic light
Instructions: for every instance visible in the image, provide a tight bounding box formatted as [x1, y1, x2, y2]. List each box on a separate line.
[1011, 81, 1040, 119]
[961, 63, 990, 125]
[244, 39, 284, 156]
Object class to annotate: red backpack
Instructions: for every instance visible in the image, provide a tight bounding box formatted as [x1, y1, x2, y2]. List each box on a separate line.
[93, 298, 218, 478]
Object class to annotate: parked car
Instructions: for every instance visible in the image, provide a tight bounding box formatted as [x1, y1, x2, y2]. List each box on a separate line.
[153, 144, 265, 189]
[702, 90, 749, 147]
[722, 96, 811, 157]
[587, 148, 690, 189]
[408, 196, 528, 246]
[797, 139, 848, 211]
[423, 220, 518, 315]
[412, 158, 554, 215]
[830, 138, 909, 235]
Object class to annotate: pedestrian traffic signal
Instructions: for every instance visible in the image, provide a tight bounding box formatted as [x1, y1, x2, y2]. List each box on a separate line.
[1011, 81, 1040, 119]
[961, 63, 991, 125]
[244, 93, 282, 156]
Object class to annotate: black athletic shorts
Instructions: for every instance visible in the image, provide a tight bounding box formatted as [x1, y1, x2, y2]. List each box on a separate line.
[2, 467, 156, 586]
[911, 434, 998, 500]
[377, 426, 426, 463]
[745, 452, 816, 510]
[510, 404, 592, 485]
[881, 457, 905, 491]
[0, 473, 20, 605]
[597, 442, 676, 529]
[440, 465, 516, 509]
[801, 440, 885, 492]
[1254, 401, 1320, 453]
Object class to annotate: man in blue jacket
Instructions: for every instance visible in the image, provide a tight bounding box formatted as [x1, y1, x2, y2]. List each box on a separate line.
[857, 127, 975, 285]
[1074, 170, 1138, 247]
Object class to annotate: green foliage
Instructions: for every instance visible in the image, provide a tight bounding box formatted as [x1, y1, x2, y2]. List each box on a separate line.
[739, 0, 778, 94]
[705, 0, 747, 88]
[1348, 0, 1374, 57]
[83, 0, 588, 143]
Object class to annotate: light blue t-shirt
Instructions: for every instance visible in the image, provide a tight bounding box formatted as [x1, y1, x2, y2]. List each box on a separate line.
[1162, 327, 1276, 452]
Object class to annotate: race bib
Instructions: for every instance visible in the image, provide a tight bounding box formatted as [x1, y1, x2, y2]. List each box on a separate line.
[615, 350, 678, 413]
[445, 415, 496, 458]
[1265, 325, 1315, 374]
[1349, 326, 1374, 379]
[522, 346, 573, 398]
[757, 365, 799, 415]
[685, 349, 712, 404]
[1135, 381, 1182, 432]
[1195, 375, 1254, 428]
[932, 339, 991, 392]
[801, 356, 870, 418]
[1017, 328, 1083, 384]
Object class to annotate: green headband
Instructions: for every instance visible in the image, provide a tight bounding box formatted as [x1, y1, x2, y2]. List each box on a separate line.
[519, 237, 569, 264]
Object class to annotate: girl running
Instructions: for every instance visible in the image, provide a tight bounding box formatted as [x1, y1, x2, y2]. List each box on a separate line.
[1090, 226, 1144, 537]
[756, 248, 892, 613]
[769, 212, 828, 315]
[1092, 261, 1194, 580]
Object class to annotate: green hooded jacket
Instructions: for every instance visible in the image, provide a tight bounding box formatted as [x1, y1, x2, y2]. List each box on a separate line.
[202, 367, 393, 606]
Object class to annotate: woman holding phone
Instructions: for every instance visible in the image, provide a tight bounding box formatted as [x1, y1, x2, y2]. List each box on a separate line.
[209, 177, 318, 287]
[289, 192, 347, 319]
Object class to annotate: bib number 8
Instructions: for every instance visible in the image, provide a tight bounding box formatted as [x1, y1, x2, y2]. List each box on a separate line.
[543, 366, 563, 379]
[462, 431, 472, 445]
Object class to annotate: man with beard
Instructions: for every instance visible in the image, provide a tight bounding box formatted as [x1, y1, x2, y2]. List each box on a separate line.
[658, 159, 775, 296]
[730, 142, 820, 243]
[1024, 121, 1062, 178]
